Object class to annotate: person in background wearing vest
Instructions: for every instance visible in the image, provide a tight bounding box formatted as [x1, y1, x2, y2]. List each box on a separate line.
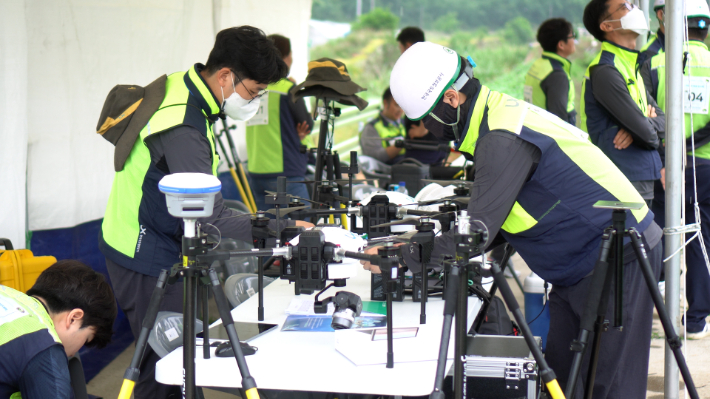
[361, 42, 662, 398]
[638, 0, 666, 68]
[96, 26, 313, 399]
[403, 118, 450, 166]
[359, 87, 406, 165]
[581, 0, 666, 205]
[396, 26, 425, 53]
[640, 0, 710, 339]
[524, 18, 577, 125]
[246, 34, 314, 211]
[0, 260, 116, 399]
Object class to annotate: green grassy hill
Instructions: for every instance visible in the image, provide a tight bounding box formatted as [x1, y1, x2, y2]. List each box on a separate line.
[308, 28, 599, 149]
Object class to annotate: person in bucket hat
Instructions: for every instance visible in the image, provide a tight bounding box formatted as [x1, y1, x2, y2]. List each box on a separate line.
[95, 26, 312, 399]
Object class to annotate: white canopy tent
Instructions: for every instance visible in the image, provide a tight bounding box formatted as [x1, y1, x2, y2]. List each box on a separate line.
[0, 0, 312, 248]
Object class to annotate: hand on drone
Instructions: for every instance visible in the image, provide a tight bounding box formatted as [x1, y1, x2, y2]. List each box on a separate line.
[360, 243, 405, 274]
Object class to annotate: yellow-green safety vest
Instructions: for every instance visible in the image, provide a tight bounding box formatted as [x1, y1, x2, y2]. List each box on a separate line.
[524, 51, 576, 123]
[650, 40, 710, 160]
[457, 85, 653, 286]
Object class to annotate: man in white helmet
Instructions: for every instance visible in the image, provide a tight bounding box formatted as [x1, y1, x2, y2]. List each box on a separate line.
[369, 41, 663, 397]
[641, 0, 710, 339]
[639, 0, 666, 66]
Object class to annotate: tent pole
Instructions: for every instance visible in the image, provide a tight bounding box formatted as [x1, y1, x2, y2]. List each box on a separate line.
[664, 0, 683, 397]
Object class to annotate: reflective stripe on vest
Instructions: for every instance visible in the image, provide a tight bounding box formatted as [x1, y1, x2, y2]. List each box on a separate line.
[652, 40, 710, 160]
[524, 52, 575, 115]
[246, 79, 294, 174]
[457, 86, 652, 285]
[102, 65, 220, 259]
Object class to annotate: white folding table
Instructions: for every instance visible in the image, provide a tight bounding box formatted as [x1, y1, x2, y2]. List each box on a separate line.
[156, 271, 483, 396]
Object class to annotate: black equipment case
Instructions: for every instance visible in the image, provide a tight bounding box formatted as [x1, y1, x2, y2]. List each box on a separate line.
[390, 158, 430, 196]
[444, 335, 540, 399]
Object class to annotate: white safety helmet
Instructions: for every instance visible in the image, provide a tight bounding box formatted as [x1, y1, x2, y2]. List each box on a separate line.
[653, 0, 664, 11]
[687, 0, 710, 27]
[390, 42, 471, 121]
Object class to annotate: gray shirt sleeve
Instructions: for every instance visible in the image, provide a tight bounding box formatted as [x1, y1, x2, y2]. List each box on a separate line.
[590, 64, 662, 150]
[401, 132, 540, 273]
[540, 70, 570, 121]
[287, 96, 314, 131]
[145, 126, 292, 243]
[360, 124, 391, 163]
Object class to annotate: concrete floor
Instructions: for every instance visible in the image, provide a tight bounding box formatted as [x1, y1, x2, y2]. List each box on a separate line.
[86, 254, 710, 398]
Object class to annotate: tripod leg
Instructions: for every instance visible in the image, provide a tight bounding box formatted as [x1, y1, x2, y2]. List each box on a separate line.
[201, 282, 210, 360]
[118, 269, 169, 399]
[489, 261, 566, 399]
[628, 230, 700, 399]
[565, 231, 613, 399]
[430, 265, 461, 399]
[454, 263, 469, 399]
[184, 269, 198, 399]
[473, 245, 514, 333]
[583, 271, 613, 399]
[506, 259, 525, 293]
[207, 269, 260, 399]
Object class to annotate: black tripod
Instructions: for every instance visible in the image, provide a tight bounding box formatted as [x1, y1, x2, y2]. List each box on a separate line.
[430, 211, 565, 399]
[118, 228, 259, 399]
[565, 201, 699, 399]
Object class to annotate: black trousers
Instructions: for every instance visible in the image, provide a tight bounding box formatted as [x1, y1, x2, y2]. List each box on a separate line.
[545, 242, 662, 399]
[684, 164, 710, 331]
[106, 258, 184, 399]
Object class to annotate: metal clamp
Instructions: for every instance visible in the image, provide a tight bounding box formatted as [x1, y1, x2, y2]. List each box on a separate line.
[664, 223, 701, 235]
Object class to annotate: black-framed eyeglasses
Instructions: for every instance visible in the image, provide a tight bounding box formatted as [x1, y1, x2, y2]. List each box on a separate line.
[232, 70, 268, 104]
[601, 2, 634, 21]
[567, 32, 578, 40]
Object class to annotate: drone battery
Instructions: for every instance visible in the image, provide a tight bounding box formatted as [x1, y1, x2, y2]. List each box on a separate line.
[370, 272, 405, 302]
[294, 230, 327, 294]
[443, 335, 541, 399]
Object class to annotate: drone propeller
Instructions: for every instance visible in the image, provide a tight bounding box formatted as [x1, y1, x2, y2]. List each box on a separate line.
[417, 196, 470, 206]
[266, 206, 308, 217]
[264, 191, 329, 206]
[213, 206, 309, 222]
[288, 178, 376, 185]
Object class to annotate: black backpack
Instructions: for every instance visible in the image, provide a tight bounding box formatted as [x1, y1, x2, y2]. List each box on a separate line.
[473, 296, 519, 336]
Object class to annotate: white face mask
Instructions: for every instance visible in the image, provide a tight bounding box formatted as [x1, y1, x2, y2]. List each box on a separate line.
[608, 5, 649, 36]
[221, 73, 260, 121]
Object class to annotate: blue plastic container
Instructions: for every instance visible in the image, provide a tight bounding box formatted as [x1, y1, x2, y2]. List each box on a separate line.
[523, 272, 551, 351]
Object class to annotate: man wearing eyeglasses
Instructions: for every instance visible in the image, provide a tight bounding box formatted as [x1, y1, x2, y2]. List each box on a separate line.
[96, 26, 311, 399]
[581, 0, 665, 206]
[524, 18, 578, 125]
